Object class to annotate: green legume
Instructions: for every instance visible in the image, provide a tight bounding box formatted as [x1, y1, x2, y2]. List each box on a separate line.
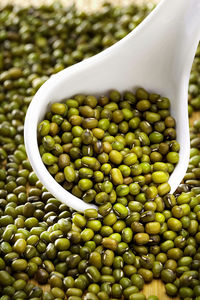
[130, 293, 146, 300]
[64, 166, 76, 182]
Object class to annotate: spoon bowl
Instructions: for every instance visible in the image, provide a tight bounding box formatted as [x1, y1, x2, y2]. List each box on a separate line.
[24, 0, 200, 212]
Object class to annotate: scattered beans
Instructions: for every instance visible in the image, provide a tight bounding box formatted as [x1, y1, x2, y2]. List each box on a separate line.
[0, 2, 199, 300]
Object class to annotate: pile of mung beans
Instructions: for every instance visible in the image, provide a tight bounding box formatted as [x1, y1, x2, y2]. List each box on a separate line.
[38, 88, 179, 206]
[0, 2, 200, 300]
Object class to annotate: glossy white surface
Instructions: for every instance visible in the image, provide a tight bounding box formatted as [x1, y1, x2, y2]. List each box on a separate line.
[24, 0, 200, 211]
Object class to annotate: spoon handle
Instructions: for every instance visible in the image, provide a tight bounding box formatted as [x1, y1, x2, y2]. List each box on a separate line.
[109, 0, 200, 81]
[181, 0, 200, 38]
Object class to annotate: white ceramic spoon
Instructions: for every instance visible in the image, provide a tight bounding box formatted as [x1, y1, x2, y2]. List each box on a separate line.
[24, 0, 200, 212]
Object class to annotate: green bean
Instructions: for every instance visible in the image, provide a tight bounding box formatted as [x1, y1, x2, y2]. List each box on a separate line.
[130, 293, 146, 300]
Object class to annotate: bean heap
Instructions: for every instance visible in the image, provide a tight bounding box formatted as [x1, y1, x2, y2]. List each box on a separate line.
[0, 2, 200, 300]
[38, 89, 179, 206]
